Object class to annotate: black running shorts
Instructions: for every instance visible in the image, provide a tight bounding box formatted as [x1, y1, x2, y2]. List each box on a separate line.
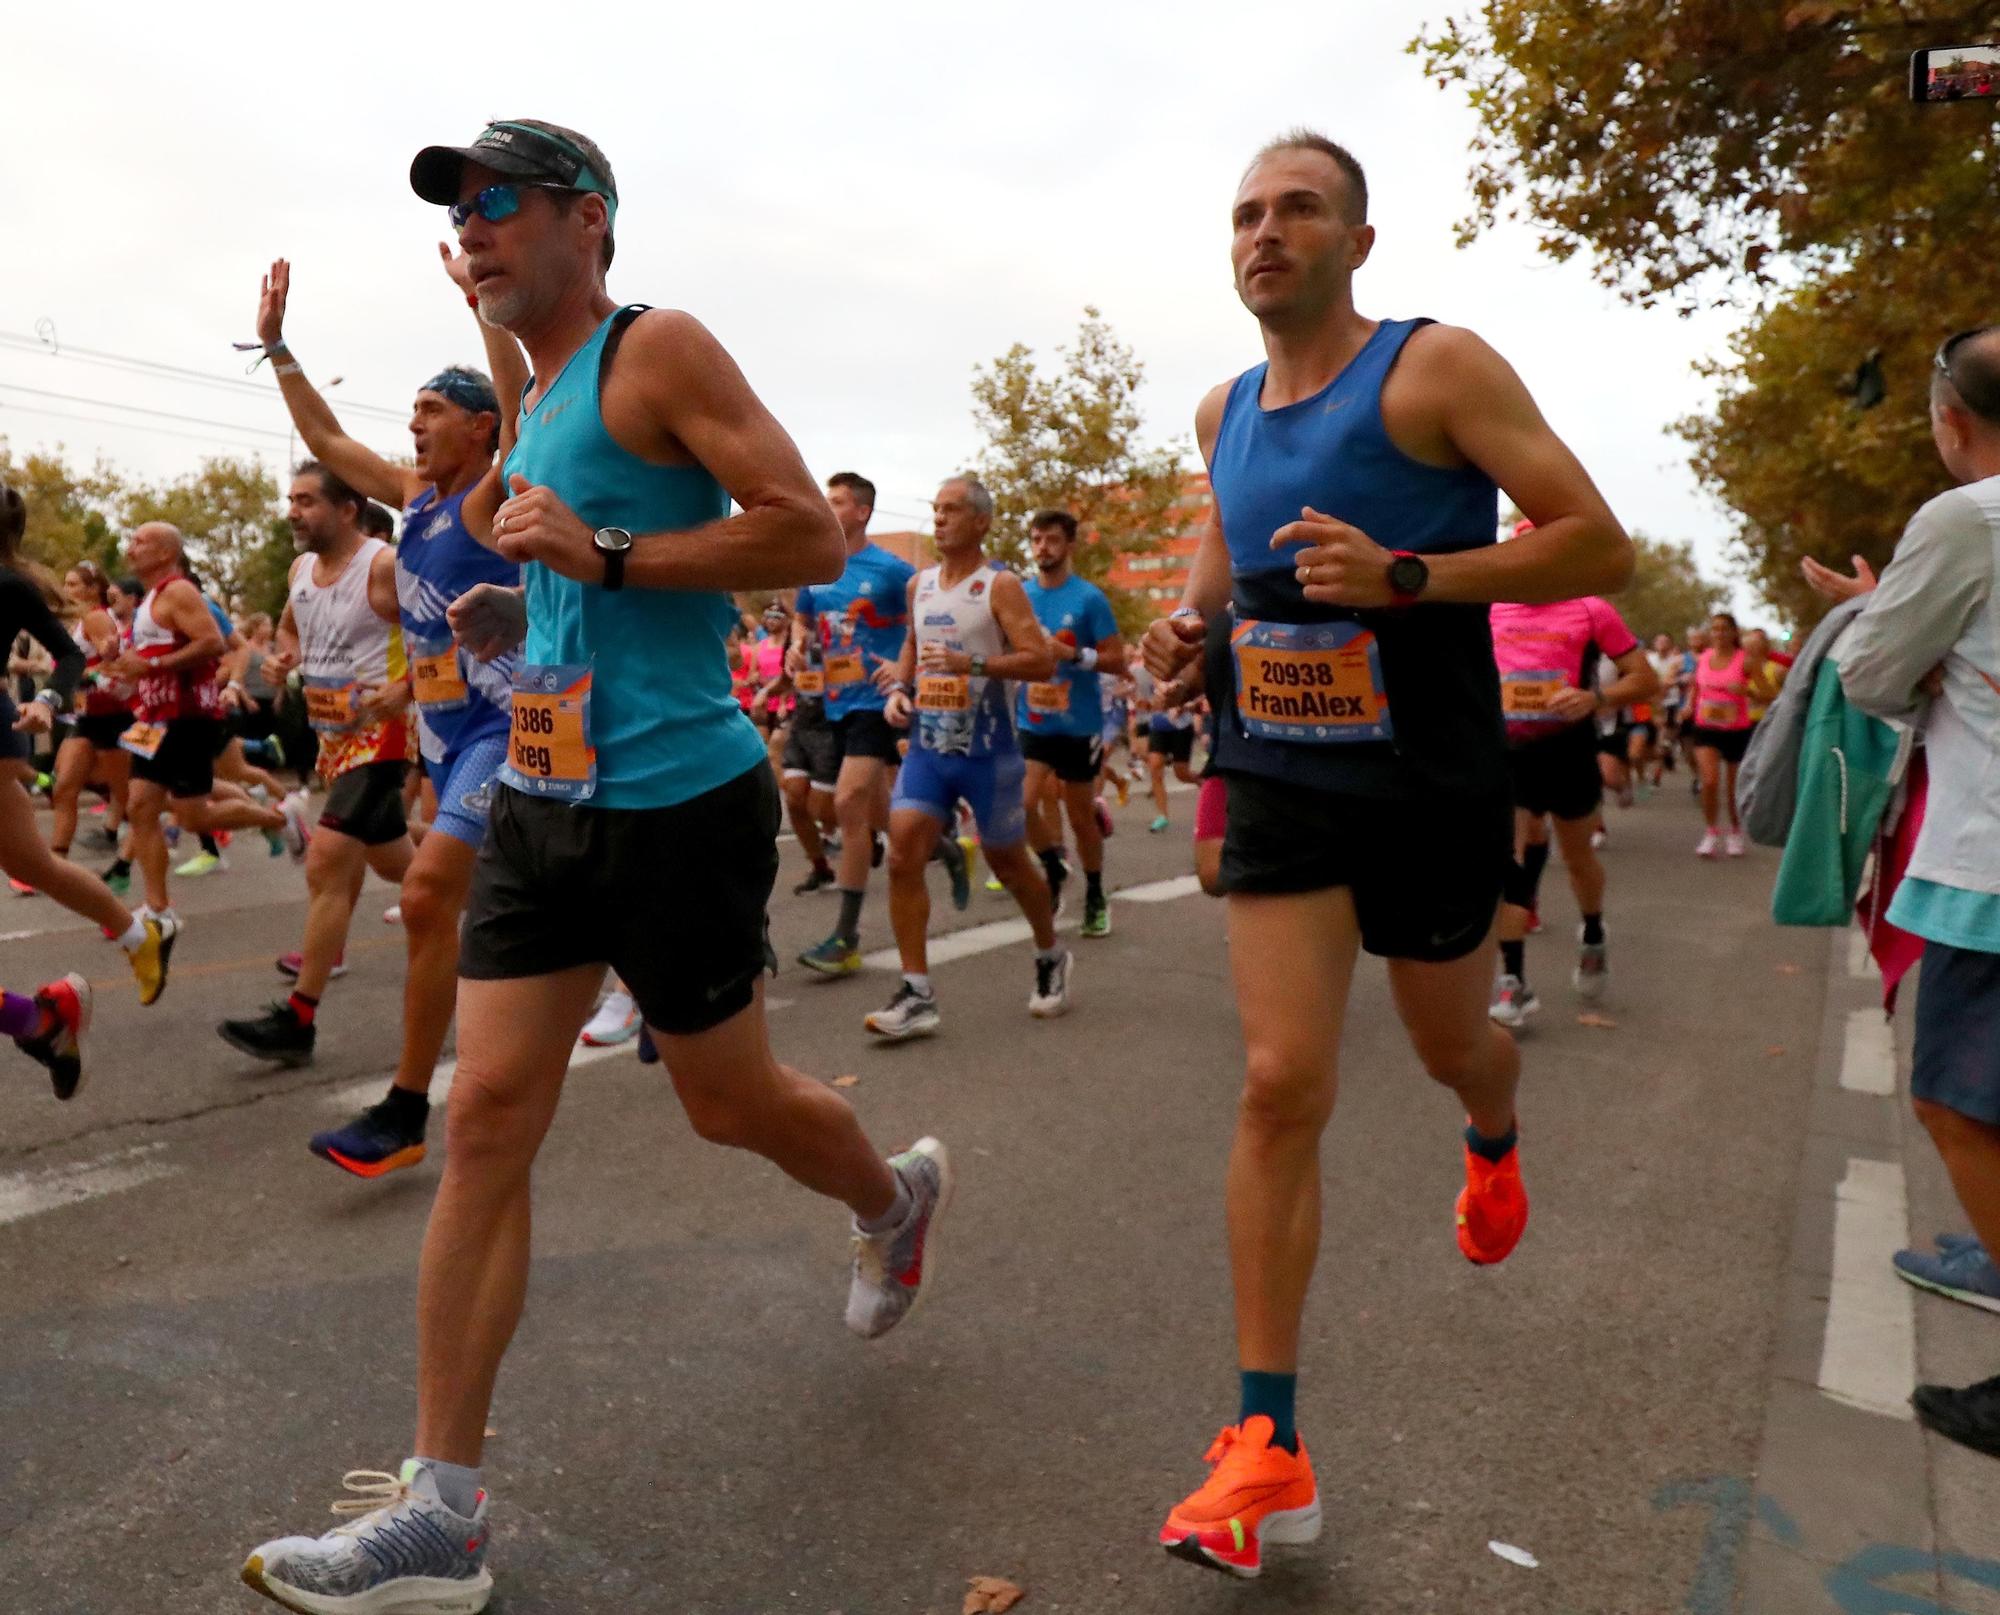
[129, 717, 223, 800]
[1506, 723, 1603, 823]
[1217, 768, 1509, 962]
[832, 709, 901, 769]
[1149, 726, 1196, 765]
[1021, 732, 1103, 785]
[1687, 724, 1753, 765]
[783, 707, 840, 789]
[460, 763, 780, 1036]
[319, 760, 410, 847]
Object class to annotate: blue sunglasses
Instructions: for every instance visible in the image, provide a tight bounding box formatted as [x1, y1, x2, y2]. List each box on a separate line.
[447, 182, 573, 233]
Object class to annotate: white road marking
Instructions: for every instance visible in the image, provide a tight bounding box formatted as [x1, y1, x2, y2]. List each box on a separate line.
[0, 1143, 181, 1228]
[1116, 874, 1203, 904]
[1818, 1157, 1915, 1420]
[1847, 926, 1873, 979]
[1839, 1008, 1897, 1096]
[862, 915, 1079, 973]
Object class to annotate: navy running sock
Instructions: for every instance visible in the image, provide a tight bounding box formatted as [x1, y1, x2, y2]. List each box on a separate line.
[1500, 940, 1526, 980]
[1040, 848, 1066, 887]
[379, 1084, 429, 1127]
[1239, 1370, 1299, 1454]
[1465, 1121, 1519, 1164]
[835, 887, 865, 945]
[1581, 912, 1605, 945]
[1519, 841, 1550, 903]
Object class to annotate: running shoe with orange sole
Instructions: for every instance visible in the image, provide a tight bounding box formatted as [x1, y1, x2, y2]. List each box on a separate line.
[1456, 1133, 1529, 1265]
[1159, 1415, 1320, 1578]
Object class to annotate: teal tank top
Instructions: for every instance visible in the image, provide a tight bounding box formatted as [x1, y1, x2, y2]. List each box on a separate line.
[503, 306, 766, 809]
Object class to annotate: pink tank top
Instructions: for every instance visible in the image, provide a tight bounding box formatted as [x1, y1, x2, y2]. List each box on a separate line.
[1692, 648, 1752, 731]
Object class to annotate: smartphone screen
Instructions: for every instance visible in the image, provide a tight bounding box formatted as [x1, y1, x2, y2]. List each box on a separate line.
[1911, 45, 2000, 101]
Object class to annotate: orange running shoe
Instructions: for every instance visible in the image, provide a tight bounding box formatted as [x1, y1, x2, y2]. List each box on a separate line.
[1456, 1132, 1528, 1265]
[1158, 1415, 1320, 1578]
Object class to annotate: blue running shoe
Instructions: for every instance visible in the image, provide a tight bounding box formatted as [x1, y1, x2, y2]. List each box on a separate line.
[1936, 1231, 1986, 1257]
[242, 1460, 492, 1613]
[310, 1096, 428, 1179]
[1892, 1242, 2000, 1315]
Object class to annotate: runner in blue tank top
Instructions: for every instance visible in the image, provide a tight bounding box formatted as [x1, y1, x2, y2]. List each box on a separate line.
[237, 118, 951, 1615]
[1140, 131, 1635, 1580]
[791, 473, 921, 975]
[1015, 509, 1125, 936]
[254, 249, 525, 1184]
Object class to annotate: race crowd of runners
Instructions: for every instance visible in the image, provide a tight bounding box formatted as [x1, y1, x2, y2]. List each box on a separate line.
[2, 116, 1996, 1613]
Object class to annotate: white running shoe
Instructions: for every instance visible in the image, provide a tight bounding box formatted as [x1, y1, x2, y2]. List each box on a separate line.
[846, 1137, 951, 1339]
[1724, 829, 1747, 858]
[280, 791, 314, 862]
[1695, 829, 1721, 858]
[580, 988, 641, 1047]
[1489, 972, 1541, 1029]
[865, 981, 940, 1040]
[241, 1460, 492, 1614]
[1029, 949, 1073, 1018]
[1589, 828, 1607, 850]
[1573, 928, 1609, 1002]
[382, 904, 402, 925]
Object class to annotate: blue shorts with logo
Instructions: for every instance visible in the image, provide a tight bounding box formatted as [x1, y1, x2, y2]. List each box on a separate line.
[892, 744, 1027, 849]
[422, 732, 508, 851]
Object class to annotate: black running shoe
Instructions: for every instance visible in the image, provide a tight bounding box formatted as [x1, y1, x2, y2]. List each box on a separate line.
[218, 1002, 316, 1067]
[1913, 1374, 2000, 1460]
[309, 1097, 428, 1179]
[794, 863, 838, 895]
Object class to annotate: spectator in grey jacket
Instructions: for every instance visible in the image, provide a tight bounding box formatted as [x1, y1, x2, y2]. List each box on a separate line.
[1809, 325, 2000, 1461]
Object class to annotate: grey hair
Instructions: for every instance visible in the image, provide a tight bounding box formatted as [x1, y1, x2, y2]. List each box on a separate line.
[946, 475, 994, 520]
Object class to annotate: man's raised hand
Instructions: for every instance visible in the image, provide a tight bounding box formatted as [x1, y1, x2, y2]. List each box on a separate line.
[256, 259, 290, 351]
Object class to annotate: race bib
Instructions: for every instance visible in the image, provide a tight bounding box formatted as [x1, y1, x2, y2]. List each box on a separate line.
[794, 667, 826, 698]
[825, 651, 864, 687]
[119, 720, 165, 761]
[1500, 669, 1569, 722]
[916, 673, 970, 712]
[303, 675, 360, 733]
[1699, 699, 1739, 728]
[499, 662, 596, 802]
[1025, 681, 1070, 715]
[409, 635, 468, 712]
[1231, 617, 1392, 744]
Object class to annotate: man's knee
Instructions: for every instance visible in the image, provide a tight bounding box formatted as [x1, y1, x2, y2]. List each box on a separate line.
[443, 1066, 545, 1175]
[1407, 1014, 1504, 1085]
[1240, 1044, 1336, 1135]
[401, 863, 463, 940]
[885, 823, 936, 879]
[678, 1078, 758, 1150]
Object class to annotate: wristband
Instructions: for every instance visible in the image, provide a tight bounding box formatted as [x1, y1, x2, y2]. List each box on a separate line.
[466, 293, 481, 311]
[1169, 605, 1200, 621]
[273, 362, 302, 378]
[33, 689, 60, 709]
[1077, 647, 1098, 672]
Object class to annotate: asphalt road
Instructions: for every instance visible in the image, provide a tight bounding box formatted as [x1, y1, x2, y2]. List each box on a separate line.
[0, 775, 1873, 1613]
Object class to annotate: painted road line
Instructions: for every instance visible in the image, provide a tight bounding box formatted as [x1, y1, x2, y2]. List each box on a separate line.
[0, 1143, 181, 1229]
[862, 914, 1080, 973]
[1847, 926, 1872, 979]
[1818, 1157, 1915, 1420]
[1839, 1008, 1897, 1096]
[1116, 874, 1203, 904]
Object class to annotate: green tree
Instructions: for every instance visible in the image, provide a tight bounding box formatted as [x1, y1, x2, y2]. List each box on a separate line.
[970, 307, 1189, 634]
[1412, 2, 1998, 623]
[1617, 532, 1732, 641]
[0, 440, 127, 578]
[121, 456, 291, 615]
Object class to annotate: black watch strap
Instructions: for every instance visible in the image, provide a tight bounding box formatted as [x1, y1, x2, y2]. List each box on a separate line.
[601, 546, 626, 592]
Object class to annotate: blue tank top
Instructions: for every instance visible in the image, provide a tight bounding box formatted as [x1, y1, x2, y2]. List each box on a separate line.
[503, 307, 766, 810]
[397, 484, 520, 762]
[1208, 318, 1505, 798]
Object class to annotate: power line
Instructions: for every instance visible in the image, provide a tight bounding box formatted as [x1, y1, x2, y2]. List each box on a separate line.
[0, 401, 278, 456]
[0, 329, 409, 424]
[0, 381, 294, 443]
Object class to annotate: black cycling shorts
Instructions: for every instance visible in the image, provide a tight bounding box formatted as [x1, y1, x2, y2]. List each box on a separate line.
[1217, 768, 1509, 962]
[1687, 724, 1753, 765]
[319, 760, 411, 847]
[1021, 732, 1104, 785]
[1506, 724, 1603, 823]
[460, 763, 780, 1037]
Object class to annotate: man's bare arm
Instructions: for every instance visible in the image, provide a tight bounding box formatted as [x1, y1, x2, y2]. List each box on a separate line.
[978, 572, 1056, 681]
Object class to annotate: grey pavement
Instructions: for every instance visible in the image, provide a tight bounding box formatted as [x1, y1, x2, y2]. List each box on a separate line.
[0, 774, 1994, 1613]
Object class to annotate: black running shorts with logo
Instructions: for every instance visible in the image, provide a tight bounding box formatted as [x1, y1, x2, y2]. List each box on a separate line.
[318, 760, 410, 846]
[460, 762, 780, 1036]
[1506, 723, 1603, 823]
[833, 708, 901, 768]
[1217, 769, 1510, 962]
[130, 717, 223, 800]
[782, 705, 840, 789]
[1021, 732, 1104, 785]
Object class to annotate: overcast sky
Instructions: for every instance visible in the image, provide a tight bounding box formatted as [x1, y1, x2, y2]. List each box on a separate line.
[4, 1, 1759, 608]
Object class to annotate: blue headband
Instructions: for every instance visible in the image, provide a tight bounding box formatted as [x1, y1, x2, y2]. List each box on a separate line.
[421, 369, 498, 416]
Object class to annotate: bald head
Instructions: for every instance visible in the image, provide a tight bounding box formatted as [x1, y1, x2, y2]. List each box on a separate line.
[124, 520, 186, 582]
[131, 521, 183, 553]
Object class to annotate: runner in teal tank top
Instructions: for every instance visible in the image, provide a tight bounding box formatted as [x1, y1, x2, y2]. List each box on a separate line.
[241, 118, 952, 1615]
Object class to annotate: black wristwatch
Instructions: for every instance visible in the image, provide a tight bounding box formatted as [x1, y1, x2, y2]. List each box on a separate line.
[1386, 550, 1429, 605]
[593, 526, 634, 591]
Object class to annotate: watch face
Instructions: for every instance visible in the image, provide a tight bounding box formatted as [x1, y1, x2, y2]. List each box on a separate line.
[596, 526, 634, 553]
[1390, 556, 1427, 596]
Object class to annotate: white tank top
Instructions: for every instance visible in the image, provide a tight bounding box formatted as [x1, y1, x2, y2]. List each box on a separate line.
[911, 561, 1014, 758]
[291, 538, 401, 688]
